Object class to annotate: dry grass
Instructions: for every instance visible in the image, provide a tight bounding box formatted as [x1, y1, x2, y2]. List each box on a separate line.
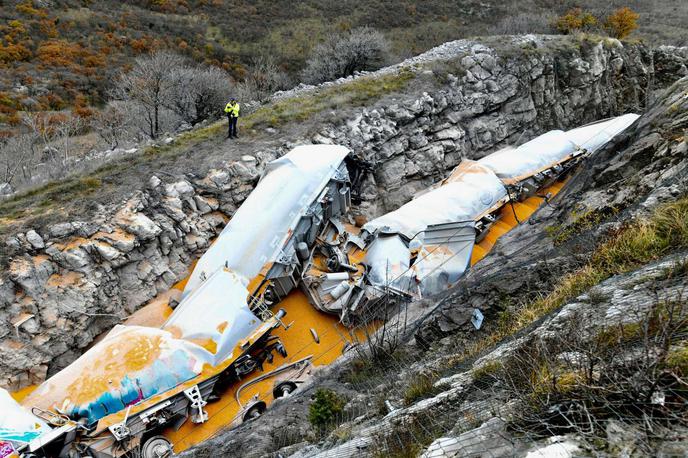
[471, 359, 504, 382]
[371, 412, 448, 458]
[402, 372, 444, 406]
[545, 206, 619, 245]
[243, 69, 416, 130]
[496, 297, 688, 450]
[448, 197, 688, 368]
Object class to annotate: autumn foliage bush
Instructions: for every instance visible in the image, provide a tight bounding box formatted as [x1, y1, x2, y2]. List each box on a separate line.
[604, 7, 640, 39]
[555, 6, 639, 39]
[0, 0, 648, 130]
[0, 43, 32, 64]
[15, 0, 47, 18]
[555, 8, 598, 34]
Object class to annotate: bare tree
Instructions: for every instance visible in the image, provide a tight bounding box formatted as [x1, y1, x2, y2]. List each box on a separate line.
[302, 27, 390, 84]
[1, 113, 86, 187]
[114, 51, 186, 139]
[237, 55, 291, 102]
[91, 102, 132, 150]
[51, 115, 84, 164]
[166, 65, 231, 125]
[0, 133, 36, 186]
[23, 113, 84, 162]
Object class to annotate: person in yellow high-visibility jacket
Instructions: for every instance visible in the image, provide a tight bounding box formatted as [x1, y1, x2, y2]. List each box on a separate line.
[224, 98, 240, 139]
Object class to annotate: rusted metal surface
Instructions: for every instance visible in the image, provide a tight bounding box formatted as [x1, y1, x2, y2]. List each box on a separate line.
[24, 325, 206, 425]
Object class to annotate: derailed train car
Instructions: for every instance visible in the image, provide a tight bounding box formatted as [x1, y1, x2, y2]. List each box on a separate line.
[0, 146, 354, 458]
[3, 279, 289, 458]
[0, 116, 639, 458]
[301, 114, 640, 319]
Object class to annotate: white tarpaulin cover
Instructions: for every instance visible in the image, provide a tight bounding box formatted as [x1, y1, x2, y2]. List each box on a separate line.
[0, 388, 50, 445]
[564, 114, 640, 154]
[478, 130, 580, 182]
[361, 162, 505, 295]
[184, 145, 350, 296]
[164, 269, 261, 366]
[363, 161, 507, 240]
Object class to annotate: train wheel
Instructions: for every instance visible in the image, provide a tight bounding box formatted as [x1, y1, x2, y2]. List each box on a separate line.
[141, 435, 173, 458]
[242, 402, 266, 422]
[273, 382, 297, 399]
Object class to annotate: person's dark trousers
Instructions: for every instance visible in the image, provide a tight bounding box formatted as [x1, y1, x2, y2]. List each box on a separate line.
[227, 115, 238, 138]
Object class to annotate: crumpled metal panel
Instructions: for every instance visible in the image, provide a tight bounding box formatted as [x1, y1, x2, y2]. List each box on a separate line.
[0, 389, 50, 445]
[412, 221, 476, 296]
[163, 269, 261, 366]
[363, 235, 414, 294]
[361, 162, 504, 297]
[23, 325, 209, 425]
[564, 113, 640, 154]
[363, 161, 506, 241]
[184, 145, 350, 296]
[478, 130, 580, 182]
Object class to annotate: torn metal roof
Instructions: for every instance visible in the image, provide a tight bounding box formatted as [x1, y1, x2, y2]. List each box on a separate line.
[183, 145, 350, 296]
[164, 269, 261, 366]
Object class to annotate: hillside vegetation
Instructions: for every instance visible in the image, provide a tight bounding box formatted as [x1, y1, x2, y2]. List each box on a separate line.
[0, 0, 686, 124]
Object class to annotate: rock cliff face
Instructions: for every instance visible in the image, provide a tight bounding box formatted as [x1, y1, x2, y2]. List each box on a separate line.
[0, 35, 686, 390]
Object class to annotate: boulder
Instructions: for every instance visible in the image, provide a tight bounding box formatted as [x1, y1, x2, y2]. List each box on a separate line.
[25, 230, 45, 250]
[0, 182, 12, 196]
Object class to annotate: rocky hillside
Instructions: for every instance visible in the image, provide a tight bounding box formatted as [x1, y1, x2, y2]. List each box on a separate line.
[1, 0, 687, 124]
[181, 73, 688, 458]
[0, 32, 687, 456]
[0, 33, 678, 388]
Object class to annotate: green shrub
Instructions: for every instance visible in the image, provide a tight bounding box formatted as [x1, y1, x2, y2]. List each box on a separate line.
[308, 388, 346, 428]
[402, 372, 446, 406]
